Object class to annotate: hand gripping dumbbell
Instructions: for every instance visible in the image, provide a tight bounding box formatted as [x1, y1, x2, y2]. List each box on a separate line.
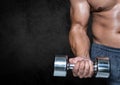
[53, 55, 110, 78]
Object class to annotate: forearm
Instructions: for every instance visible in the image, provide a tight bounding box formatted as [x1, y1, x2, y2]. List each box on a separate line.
[69, 24, 90, 58]
[69, 0, 93, 78]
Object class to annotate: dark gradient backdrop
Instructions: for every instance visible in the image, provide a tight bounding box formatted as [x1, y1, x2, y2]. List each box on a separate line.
[0, 0, 106, 85]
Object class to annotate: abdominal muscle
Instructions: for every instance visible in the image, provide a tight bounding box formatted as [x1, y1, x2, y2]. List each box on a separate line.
[91, 10, 120, 48]
[93, 29, 120, 48]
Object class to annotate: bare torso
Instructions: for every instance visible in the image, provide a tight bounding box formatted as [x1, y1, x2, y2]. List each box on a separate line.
[88, 0, 120, 48]
[69, 0, 120, 78]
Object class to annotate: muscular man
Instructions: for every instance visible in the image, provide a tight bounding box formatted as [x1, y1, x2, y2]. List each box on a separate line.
[69, 0, 120, 85]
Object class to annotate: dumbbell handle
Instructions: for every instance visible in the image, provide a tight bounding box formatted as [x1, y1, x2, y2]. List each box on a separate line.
[66, 61, 108, 74]
[67, 63, 74, 70]
[66, 62, 108, 75]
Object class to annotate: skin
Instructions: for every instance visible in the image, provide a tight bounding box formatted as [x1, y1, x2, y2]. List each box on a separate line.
[69, 0, 120, 78]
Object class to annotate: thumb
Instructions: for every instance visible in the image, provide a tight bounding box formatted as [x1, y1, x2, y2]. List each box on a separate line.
[69, 58, 74, 63]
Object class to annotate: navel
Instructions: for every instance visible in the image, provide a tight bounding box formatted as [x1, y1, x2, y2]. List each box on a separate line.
[96, 7, 104, 12]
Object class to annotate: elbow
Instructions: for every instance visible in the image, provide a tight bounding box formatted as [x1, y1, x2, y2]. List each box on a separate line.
[70, 22, 87, 32]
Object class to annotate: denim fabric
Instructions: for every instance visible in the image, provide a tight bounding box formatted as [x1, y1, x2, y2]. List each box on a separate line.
[90, 43, 120, 85]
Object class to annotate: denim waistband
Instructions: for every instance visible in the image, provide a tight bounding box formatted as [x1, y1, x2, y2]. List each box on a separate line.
[91, 43, 120, 53]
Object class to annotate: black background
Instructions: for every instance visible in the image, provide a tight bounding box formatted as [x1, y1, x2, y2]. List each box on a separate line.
[0, 0, 107, 85]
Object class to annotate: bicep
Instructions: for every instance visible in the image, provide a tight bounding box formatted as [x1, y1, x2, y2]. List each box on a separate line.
[70, 0, 90, 28]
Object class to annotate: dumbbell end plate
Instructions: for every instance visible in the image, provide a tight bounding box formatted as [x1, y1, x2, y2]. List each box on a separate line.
[53, 71, 66, 77]
[53, 55, 68, 77]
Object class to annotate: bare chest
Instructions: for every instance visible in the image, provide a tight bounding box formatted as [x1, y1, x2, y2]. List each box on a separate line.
[88, 0, 117, 11]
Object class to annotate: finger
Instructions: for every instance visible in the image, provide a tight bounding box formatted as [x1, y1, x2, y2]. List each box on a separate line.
[78, 60, 85, 78]
[69, 58, 74, 63]
[83, 60, 90, 78]
[69, 57, 81, 64]
[89, 60, 94, 77]
[72, 62, 80, 77]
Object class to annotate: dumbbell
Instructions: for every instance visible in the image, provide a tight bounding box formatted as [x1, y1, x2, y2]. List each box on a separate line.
[53, 55, 110, 78]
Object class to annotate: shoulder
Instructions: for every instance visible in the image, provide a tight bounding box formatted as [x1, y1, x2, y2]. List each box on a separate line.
[69, 0, 90, 6]
[70, 0, 89, 3]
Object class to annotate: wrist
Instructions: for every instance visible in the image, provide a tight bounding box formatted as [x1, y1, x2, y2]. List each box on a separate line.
[76, 56, 90, 60]
[76, 53, 90, 58]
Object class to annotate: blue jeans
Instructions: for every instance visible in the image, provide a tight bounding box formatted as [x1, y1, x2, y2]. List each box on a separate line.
[90, 43, 120, 85]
